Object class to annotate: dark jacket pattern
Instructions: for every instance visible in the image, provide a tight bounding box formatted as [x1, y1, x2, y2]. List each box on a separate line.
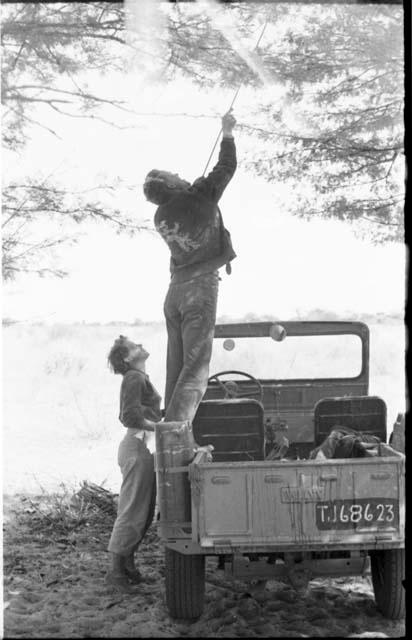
[154, 137, 237, 282]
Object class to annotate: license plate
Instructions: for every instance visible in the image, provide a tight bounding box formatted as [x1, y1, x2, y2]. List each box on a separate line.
[316, 498, 399, 530]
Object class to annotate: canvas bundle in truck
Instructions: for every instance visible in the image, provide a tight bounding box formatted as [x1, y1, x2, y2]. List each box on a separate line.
[155, 321, 405, 621]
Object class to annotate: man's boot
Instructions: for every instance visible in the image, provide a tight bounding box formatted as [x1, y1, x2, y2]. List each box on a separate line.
[124, 552, 142, 584]
[104, 553, 138, 594]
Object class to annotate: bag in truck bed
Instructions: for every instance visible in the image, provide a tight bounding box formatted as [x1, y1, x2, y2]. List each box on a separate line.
[310, 426, 384, 460]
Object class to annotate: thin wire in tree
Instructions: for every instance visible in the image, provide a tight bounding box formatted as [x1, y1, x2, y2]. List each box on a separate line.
[202, 20, 268, 176]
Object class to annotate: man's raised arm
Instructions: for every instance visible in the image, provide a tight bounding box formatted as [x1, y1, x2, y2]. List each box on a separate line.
[192, 111, 237, 203]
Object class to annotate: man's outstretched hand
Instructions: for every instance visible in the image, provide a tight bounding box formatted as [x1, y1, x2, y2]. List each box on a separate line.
[222, 111, 236, 138]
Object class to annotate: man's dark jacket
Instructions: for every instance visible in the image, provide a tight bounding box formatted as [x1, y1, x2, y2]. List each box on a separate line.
[154, 137, 237, 283]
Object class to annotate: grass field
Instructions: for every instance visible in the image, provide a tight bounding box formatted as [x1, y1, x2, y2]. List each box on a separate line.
[2, 318, 405, 495]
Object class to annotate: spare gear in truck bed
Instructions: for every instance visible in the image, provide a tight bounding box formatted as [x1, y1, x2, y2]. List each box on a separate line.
[309, 426, 381, 460]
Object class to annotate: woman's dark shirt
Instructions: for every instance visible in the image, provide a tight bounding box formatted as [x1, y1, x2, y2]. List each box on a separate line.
[119, 369, 162, 430]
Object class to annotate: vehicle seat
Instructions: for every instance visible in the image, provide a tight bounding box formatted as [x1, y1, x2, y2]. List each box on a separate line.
[314, 396, 387, 446]
[192, 399, 265, 462]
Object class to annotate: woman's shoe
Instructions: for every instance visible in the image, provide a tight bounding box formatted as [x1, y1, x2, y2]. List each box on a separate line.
[124, 567, 142, 584]
[104, 571, 138, 594]
[124, 553, 142, 584]
[105, 552, 138, 593]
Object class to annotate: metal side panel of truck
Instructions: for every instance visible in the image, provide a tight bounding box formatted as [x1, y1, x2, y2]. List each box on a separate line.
[188, 454, 405, 553]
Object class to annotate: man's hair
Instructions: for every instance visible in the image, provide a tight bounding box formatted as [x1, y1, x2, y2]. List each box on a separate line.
[143, 175, 170, 205]
[143, 169, 189, 205]
[146, 169, 163, 180]
[107, 335, 130, 375]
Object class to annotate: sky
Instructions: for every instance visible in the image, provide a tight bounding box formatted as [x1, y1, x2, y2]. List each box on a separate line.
[2, 9, 406, 325]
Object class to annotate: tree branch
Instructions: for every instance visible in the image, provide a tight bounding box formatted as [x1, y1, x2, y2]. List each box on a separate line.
[7, 105, 62, 139]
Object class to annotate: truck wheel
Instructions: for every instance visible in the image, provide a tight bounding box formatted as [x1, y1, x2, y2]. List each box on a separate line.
[165, 548, 205, 620]
[370, 549, 405, 619]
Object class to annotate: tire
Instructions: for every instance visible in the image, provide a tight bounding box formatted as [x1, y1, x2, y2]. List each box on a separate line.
[370, 549, 405, 619]
[165, 548, 205, 620]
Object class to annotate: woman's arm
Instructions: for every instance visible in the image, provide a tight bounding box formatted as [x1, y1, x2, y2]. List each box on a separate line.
[119, 371, 154, 430]
[141, 418, 157, 432]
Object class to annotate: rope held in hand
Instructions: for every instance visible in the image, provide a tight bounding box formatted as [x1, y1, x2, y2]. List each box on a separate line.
[202, 20, 268, 176]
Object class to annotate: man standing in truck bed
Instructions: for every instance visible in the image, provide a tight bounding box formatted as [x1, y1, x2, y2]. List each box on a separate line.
[143, 111, 237, 423]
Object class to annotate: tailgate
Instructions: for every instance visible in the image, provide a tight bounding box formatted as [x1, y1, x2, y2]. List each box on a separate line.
[189, 455, 405, 550]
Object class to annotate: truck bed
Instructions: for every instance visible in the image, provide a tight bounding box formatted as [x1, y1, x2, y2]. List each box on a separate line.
[189, 452, 405, 553]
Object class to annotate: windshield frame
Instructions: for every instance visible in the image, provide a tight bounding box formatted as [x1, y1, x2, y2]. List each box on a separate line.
[212, 321, 369, 385]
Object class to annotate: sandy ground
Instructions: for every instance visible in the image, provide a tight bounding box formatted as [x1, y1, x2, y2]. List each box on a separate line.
[3, 495, 405, 639]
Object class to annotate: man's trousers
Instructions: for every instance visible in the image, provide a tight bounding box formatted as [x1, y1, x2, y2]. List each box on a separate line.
[163, 271, 219, 423]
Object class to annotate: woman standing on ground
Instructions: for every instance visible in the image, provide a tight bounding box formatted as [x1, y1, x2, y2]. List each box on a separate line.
[105, 335, 162, 594]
